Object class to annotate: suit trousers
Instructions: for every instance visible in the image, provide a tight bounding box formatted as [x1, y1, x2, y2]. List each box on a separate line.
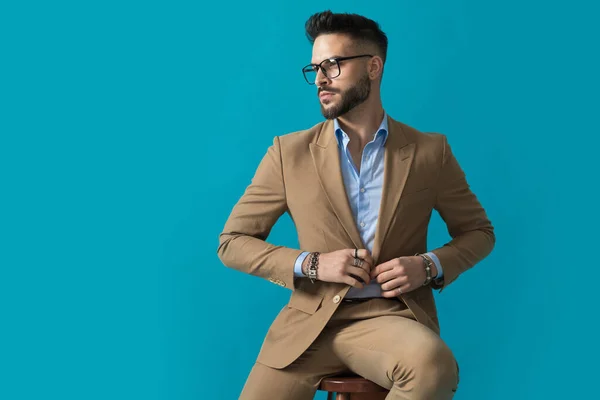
[239, 297, 459, 400]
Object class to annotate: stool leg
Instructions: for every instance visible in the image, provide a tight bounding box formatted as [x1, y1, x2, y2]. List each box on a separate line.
[350, 394, 387, 400]
[327, 392, 333, 400]
[335, 393, 350, 400]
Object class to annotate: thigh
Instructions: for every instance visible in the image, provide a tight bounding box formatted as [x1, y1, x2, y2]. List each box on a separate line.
[330, 311, 459, 398]
[239, 326, 351, 400]
[239, 362, 317, 400]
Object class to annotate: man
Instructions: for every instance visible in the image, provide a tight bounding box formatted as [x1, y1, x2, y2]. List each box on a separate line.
[217, 10, 495, 400]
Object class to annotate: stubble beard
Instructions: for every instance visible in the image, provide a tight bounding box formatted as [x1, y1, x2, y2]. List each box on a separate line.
[320, 73, 371, 120]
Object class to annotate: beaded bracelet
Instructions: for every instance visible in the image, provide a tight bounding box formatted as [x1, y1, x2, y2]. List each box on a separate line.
[415, 253, 433, 286]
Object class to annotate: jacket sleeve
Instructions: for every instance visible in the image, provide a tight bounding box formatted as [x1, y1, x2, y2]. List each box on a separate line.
[216, 136, 303, 290]
[429, 135, 496, 292]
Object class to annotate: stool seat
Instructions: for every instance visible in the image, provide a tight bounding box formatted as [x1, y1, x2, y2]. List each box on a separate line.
[319, 375, 388, 393]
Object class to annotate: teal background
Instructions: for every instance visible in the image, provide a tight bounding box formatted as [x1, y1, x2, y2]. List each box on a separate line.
[1, 1, 599, 399]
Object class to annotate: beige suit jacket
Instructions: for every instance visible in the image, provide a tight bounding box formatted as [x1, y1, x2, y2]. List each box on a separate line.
[217, 115, 495, 369]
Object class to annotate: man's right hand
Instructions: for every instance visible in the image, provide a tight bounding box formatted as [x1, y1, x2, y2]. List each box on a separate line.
[302, 249, 374, 288]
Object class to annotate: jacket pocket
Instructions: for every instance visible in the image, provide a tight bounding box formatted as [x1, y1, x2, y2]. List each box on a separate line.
[288, 289, 324, 314]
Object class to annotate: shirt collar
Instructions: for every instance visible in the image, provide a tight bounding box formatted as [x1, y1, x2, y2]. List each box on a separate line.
[334, 111, 389, 148]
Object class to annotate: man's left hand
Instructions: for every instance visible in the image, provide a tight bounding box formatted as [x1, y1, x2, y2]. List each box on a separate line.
[370, 256, 437, 298]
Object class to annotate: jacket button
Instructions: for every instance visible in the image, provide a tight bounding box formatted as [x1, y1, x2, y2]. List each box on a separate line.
[333, 295, 341, 304]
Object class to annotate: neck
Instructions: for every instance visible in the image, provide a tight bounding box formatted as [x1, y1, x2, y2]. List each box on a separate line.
[336, 94, 385, 148]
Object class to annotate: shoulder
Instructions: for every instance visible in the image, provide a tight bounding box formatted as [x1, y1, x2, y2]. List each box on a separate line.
[277, 120, 326, 146]
[394, 118, 447, 144]
[265, 120, 330, 159]
[390, 117, 450, 159]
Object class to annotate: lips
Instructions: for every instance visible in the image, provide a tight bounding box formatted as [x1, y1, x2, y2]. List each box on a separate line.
[319, 91, 335, 100]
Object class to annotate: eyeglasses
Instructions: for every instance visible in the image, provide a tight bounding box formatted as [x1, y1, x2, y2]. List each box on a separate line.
[302, 54, 373, 85]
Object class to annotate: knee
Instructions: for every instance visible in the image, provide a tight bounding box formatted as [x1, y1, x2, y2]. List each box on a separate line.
[390, 341, 458, 393]
[418, 342, 457, 383]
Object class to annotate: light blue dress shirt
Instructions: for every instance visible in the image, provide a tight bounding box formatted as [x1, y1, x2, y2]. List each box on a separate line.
[293, 112, 444, 298]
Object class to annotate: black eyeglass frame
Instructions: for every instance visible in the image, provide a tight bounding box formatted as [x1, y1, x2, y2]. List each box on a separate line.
[302, 54, 374, 85]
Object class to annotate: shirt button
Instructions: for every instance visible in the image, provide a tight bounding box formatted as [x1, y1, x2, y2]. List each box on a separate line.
[360, 222, 366, 227]
[360, 188, 365, 193]
[333, 295, 341, 304]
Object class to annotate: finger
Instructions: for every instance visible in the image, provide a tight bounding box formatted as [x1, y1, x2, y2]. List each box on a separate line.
[379, 276, 407, 292]
[356, 249, 374, 268]
[370, 259, 394, 278]
[347, 250, 372, 275]
[351, 256, 373, 273]
[381, 282, 412, 298]
[350, 249, 373, 273]
[362, 256, 374, 271]
[350, 248, 370, 259]
[344, 275, 364, 289]
[375, 269, 400, 284]
[357, 248, 371, 259]
[347, 266, 371, 285]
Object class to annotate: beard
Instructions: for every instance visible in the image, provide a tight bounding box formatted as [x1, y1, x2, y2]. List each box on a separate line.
[319, 73, 371, 120]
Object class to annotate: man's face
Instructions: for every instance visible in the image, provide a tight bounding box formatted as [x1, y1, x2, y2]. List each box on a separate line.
[311, 33, 372, 120]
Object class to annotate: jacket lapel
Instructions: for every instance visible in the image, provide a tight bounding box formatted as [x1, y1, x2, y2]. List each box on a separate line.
[371, 117, 415, 264]
[310, 120, 364, 250]
[309, 117, 415, 263]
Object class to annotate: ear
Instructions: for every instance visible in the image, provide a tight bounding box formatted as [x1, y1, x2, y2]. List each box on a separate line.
[369, 56, 384, 80]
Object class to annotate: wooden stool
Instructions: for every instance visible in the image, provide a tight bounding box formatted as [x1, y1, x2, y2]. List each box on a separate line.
[318, 375, 389, 400]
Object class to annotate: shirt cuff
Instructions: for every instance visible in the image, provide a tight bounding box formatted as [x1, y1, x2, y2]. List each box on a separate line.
[294, 251, 310, 277]
[425, 252, 443, 279]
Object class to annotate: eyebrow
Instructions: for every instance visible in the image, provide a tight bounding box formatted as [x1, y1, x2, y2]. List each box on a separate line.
[310, 55, 344, 64]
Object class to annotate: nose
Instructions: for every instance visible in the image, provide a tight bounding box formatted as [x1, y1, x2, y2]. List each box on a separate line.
[315, 67, 331, 86]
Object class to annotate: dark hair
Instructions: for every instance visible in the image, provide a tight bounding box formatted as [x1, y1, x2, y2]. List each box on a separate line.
[305, 10, 388, 64]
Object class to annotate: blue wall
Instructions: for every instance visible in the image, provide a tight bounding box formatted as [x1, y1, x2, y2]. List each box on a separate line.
[2, 1, 599, 399]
